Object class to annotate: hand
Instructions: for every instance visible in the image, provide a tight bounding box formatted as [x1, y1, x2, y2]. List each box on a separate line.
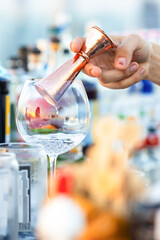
[70, 34, 151, 89]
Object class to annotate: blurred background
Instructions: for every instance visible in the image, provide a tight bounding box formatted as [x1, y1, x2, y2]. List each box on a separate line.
[0, 0, 160, 65]
[1, 1, 160, 239]
[1, 0, 160, 149]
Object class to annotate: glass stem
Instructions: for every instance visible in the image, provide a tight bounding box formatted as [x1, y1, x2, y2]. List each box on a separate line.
[48, 156, 57, 198]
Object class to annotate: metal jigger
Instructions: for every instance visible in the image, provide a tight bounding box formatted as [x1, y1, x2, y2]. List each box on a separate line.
[35, 26, 114, 105]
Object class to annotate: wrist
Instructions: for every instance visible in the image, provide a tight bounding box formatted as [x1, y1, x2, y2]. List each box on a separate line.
[147, 42, 160, 85]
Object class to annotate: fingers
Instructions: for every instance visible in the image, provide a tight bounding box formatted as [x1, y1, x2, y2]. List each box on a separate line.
[99, 62, 139, 83]
[70, 34, 149, 90]
[99, 66, 146, 89]
[83, 61, 139, 81]
[70, 37, 102, 78]
[83, 63, 102, 78]
[70, 37, 85, 53]
[114, 34, 145, 70]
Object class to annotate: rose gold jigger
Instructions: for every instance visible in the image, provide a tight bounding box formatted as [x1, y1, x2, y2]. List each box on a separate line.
[35, 26, 114, 105]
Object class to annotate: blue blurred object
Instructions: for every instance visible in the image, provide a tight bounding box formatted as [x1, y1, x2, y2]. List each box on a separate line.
[0, 65, 10, 79]
[141, 80, 154, 94]
[129, 80, 153, 94]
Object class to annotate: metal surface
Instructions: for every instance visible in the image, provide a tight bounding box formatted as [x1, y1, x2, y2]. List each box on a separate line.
[35, 26, 114, 105]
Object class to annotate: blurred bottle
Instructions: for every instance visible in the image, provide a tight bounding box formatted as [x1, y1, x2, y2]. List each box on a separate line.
[0, 77, 10, 143]
[7, 56, 24, 142]
[36, 39, 48, 73]
[61, 48, 72, 63]
[48, 12, 72, 50]
[143, 124, 160, 183]
[55, 47, 73, 71]
[130, 116, 160, 240]
[107, 80, 154, 133]
[28, 47, 44, 78]
[59, 22, 72, 50]
[129, 80, 154, 129]
[142, 0, 159, 29]
[131, 122, 160, 185]
[0, 143, 48, 240]
[47, 18, 72, 71]
[130, 171, 160, 240]
[18, 46, 29, 73]
[0, 152, 18, 240]
[46, 36, 61, 74]
[48, 25, 60, 39]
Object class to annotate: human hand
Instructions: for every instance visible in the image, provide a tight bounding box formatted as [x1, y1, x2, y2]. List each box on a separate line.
[70, 34, 151, 89]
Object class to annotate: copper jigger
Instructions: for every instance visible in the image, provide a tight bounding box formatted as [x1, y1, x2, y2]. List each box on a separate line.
[35, 26, 114, 105]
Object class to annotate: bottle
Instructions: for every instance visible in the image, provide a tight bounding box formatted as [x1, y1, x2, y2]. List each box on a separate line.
[28, 47, 44, 78]
[0, 143, 48, 240]
[131, 123, 160, 185]
[7, 56, 24, 142]
[18, 46, 29, 73]
[46, 36, 61, 74]
[0, 77, 10, 143]
[0, 152, 18, 240]
[61, 48, 72, 63]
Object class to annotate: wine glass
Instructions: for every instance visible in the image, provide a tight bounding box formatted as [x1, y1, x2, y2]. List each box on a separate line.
[16, 78, 90, 197]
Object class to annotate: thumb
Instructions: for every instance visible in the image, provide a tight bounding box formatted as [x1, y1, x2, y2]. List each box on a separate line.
[114, 34, 143, 70]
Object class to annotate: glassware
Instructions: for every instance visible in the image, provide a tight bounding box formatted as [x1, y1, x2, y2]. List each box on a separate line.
[0, 152, 18, 240]
[0, 143, 47, 240]
[16, 78, 90, 197]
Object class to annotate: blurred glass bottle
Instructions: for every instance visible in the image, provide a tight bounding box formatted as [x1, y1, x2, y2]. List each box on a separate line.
[130, 166, 160, 240]
[131, 123, 160, 185]
[142, 124, 160, 184]
[0, 152, 18, 240]
[61, 48, 72, 63]
[48, 14, 72, 50]
[28, 47, 44, 78]
[129, 112, 160, 240]
[0, 143, 48, 240]
[7, 56, 24, 142]
[0, 77, 10, 143]
[18, 46, 29, 73]
[46, 36, 61, 74]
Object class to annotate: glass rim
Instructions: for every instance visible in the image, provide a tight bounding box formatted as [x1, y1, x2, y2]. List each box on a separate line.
[0, 142, 44, 152]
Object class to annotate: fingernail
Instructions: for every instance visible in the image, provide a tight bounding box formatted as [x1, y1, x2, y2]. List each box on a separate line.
[90, 69, 95, 76]
[70, 41, 73, 48]
[139, 67, 145, 76]
[117, 57, 127, 66]
[130, 64, 138, 73]
[75, 38, 81, 44]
